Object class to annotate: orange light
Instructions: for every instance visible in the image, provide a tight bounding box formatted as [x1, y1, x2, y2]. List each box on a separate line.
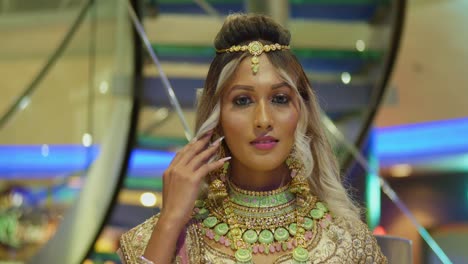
[373, 225, 387, 235]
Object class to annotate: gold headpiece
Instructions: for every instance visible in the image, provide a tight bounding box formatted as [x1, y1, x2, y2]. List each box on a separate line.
[216, 40, 290, 74]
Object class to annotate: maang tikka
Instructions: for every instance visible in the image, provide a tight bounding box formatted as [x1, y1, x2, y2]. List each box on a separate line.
[216, 41, 290, 74]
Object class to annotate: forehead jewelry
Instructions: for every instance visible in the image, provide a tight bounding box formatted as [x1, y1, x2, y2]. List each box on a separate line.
[216, 41, 290, 74]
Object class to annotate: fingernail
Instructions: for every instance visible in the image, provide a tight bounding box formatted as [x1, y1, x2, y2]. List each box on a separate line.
[212, 136, 225, 147]
[220, 156, 231, 162]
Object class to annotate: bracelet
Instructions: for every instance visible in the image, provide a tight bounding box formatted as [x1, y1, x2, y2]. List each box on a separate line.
[139, 255, 155, 264]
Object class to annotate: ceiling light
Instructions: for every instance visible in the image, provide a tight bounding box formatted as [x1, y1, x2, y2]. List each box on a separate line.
[82, 133, 93, 147]
[390, 164, 412, 177]
[356, 40, 366, 52]
[341, 72, 351, 84]
[140, 192, 157, 207]
[99, 81, 109, 94]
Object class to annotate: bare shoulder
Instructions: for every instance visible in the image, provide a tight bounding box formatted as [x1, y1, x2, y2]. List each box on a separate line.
[119, 214, 160, 264]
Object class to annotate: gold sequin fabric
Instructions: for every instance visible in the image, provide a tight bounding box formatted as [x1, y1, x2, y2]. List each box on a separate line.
[119, 215, 157, 264]
[119, 210, 387, 263]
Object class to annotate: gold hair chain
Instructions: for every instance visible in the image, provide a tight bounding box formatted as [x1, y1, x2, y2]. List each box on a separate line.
[216, 41, 290, 74]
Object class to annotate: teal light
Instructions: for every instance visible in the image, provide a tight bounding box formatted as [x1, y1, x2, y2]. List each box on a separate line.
[366, 133, 381, 230]
[417, 226, 453, 264]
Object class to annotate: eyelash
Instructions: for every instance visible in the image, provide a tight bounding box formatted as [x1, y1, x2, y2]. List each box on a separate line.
[272, 94, 290, 105]
[233, 94, 291, 106]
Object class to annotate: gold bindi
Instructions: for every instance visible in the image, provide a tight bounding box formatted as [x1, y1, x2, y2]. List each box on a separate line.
[216, 41, 290, 74]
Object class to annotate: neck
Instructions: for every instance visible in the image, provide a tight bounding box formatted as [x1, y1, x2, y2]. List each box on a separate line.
[229, 158, 290, 192]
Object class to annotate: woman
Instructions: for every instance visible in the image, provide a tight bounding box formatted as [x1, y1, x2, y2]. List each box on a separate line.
[119, 14, 387, 264]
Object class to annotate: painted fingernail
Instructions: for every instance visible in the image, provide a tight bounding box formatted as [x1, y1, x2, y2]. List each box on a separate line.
[211, 136, 225, 147]
[219, 156, 231, 162]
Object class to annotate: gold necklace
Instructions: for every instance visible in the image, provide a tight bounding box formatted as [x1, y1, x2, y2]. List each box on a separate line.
[193, 181, 331, 264]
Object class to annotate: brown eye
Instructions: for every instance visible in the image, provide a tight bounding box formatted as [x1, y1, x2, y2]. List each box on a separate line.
[234, 96, 253, 106]
[272, 94, 290, 105]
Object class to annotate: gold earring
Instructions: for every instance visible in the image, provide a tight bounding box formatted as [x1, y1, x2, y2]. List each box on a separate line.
[207, 143, 229, 205]
[286, 147, 310, 204]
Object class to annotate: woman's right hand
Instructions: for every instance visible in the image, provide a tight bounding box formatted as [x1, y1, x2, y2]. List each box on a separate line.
[158, 131, 229, 231]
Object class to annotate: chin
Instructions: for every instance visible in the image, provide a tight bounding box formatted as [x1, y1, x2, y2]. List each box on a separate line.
[244, 156, 287, 172]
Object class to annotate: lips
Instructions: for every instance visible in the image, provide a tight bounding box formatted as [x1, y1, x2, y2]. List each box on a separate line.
[250, 136, 279, 150]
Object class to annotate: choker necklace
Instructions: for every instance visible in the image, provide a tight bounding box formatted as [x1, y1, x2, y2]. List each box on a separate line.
[193, 179, 332, 264]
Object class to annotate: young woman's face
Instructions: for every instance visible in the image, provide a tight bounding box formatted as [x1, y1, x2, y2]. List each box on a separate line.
[220, 54, 300, 172]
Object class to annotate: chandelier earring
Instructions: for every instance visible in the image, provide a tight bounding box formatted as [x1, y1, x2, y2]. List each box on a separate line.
[207, 138, 229, 206]
[286, 147, 311, 206]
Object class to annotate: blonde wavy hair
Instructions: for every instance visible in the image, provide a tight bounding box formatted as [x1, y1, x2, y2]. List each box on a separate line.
[193, 14, 361, 222]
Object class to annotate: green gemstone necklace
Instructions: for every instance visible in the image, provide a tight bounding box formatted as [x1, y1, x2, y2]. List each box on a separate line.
[193, 179, 331, 264]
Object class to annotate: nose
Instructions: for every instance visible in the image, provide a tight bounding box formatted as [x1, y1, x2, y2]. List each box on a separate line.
[254, 100, 273, 130]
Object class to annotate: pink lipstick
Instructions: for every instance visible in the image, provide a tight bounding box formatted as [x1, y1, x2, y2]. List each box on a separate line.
[250, 136, 279, 150]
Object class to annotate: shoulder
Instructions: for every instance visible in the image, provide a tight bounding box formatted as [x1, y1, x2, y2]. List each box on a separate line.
[119, 214, 160, 264]
[329, 216, 388, 263]
[118, 215, 202, 264]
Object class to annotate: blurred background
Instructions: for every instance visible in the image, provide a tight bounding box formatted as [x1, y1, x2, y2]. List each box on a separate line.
[0, 0, 467, 263]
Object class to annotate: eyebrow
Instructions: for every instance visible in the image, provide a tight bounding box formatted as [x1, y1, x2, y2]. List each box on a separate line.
[271, 81, 291, 90]
[229, 85, 254, 92]
[229, 82, 291, 93]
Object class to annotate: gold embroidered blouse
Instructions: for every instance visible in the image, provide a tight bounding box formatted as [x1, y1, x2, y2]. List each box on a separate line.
[119, 212, 387, 263]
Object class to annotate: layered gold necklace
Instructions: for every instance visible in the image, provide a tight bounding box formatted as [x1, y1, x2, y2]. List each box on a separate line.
[193, 179, 331, 264]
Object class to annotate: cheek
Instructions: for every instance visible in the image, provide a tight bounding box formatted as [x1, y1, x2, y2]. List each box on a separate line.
[220, 110, 249, 146]
[277, 108, 299, 136]
[221, 106, 243, 127]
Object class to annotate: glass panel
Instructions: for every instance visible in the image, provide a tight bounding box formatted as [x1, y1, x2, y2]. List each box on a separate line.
[0, 0, 134, 263]
[0, 1, 85, 118]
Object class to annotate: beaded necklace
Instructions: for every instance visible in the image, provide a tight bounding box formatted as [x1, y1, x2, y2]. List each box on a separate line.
[193, 180, 331, 264]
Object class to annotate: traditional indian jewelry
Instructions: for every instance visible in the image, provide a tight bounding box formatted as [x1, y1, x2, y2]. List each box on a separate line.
[194, 180, 332, 264]
[225, 179, 299, 231]
[286, 147, 311, 202]
[207, 144, 229, 206]
[216, 41, 290, 74]
[285, 147, 314, 258]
